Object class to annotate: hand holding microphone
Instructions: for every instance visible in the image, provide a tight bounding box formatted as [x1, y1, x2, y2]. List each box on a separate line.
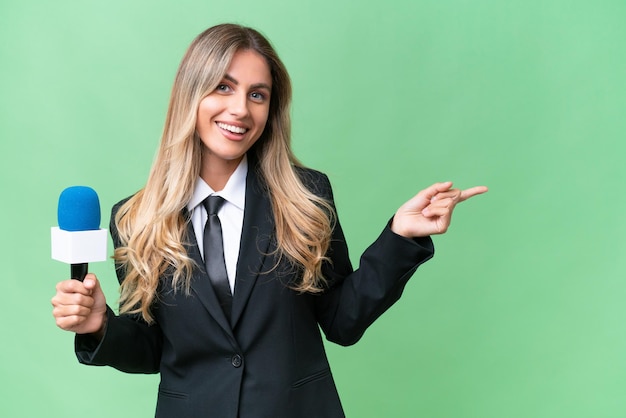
[52, 274, 107, 335]
[51, 186, 108, 336]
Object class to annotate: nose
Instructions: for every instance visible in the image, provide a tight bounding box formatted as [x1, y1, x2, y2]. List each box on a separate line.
[228, 92, 249, 118]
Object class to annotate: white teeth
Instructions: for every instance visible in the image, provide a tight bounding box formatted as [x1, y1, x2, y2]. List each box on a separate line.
[217, 122, 247, 134]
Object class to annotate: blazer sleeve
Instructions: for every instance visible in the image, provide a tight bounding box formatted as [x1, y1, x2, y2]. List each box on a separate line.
[74, 199, 163, 374]
[307, 171, 435, 346]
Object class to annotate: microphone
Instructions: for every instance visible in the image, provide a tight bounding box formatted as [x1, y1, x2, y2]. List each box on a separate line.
[51, 186, 108, 281]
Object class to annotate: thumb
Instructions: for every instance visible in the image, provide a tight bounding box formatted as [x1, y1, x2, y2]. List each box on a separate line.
[83, 273, 107, 313]
[83, 274, 106, 304]
[402, 181, 453, 213]
[82, 273, 99, 291]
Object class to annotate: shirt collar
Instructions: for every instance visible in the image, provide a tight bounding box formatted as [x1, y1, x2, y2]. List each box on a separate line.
[187, 155, 248, 212]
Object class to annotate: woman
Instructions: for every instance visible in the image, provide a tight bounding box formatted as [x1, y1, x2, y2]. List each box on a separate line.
[52, 23, 487, 417]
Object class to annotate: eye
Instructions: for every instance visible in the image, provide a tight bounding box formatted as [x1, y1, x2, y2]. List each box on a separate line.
[250, 91, 267, 102]
[215, 84, 231, 93]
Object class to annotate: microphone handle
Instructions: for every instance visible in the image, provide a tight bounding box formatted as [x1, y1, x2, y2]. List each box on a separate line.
[71, 263, 88, 281]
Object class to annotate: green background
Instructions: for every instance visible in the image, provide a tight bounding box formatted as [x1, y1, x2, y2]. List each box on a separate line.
[2, 0, 625, 417]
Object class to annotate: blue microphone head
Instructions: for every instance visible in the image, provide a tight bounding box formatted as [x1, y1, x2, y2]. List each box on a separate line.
[57, 186, 101, 231]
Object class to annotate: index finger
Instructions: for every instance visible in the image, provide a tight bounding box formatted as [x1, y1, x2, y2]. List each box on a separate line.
[55, 279, 92, 296]
[459, 186, 489, 202]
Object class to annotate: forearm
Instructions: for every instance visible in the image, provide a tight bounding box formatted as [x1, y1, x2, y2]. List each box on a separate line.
[317, 222, 434, 346]
[75, 305, 162, 374]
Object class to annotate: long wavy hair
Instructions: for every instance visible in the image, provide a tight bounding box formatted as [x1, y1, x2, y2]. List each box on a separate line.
[114, 24, 335, 323]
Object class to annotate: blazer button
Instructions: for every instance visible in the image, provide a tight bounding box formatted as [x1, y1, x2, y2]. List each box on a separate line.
[231, 354, 243, 368]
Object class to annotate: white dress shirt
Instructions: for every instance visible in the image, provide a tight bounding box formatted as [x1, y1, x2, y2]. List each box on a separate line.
[186, 156, 247, 294]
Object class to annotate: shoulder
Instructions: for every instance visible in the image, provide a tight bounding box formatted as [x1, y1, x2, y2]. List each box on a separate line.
[111, 195, 134, 219]
[108, 195, 135, 247]
[293, 166, 333, 200]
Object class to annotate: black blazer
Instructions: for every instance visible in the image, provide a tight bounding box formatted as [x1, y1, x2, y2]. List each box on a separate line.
[76, 161, 434, 418]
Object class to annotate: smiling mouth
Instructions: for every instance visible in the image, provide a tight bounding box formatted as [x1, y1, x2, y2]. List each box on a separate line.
[217, 122, 248, 134]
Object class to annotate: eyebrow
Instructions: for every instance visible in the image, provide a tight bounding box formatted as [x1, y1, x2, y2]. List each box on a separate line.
[224, 74, 271, 91]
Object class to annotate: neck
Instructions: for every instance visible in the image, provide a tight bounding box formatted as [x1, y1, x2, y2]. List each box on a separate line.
[200, 156, 243, 191]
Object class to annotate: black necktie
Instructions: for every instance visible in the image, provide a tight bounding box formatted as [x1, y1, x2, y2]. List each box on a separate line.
[202, 195, 232, 321]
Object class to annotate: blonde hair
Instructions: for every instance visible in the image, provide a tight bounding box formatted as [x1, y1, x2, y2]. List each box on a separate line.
[114, 24, 335, 323]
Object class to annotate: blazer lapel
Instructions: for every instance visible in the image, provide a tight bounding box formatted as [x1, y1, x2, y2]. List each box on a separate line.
[231, 165, 274, 328]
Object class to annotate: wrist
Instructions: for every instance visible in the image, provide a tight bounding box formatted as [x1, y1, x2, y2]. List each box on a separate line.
[91, 310, 108, 341]
[390, 216, 410, 238]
